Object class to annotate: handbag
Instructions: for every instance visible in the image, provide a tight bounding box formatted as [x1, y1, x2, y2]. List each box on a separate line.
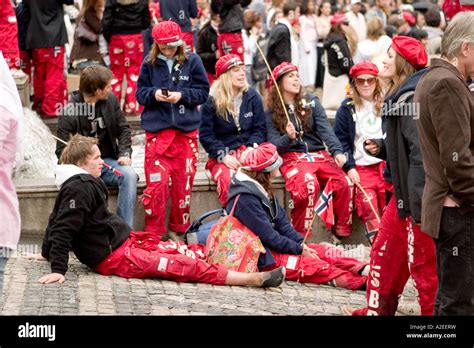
[205, 195, 266, 273]
[76, 17, 99, 43]
[321, 52, 349, 110]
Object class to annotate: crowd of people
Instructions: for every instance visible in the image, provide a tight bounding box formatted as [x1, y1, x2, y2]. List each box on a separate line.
[0, 0, 473, 317]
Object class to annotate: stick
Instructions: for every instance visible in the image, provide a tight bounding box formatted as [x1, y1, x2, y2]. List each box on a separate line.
[255, 42, 291, 124]
[51, 134, 68, 145]
[354, 182, 381, 223]
[302, 211, 317, 245]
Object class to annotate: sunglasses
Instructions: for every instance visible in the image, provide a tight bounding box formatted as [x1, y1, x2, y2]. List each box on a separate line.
[354, 77, 376, 86]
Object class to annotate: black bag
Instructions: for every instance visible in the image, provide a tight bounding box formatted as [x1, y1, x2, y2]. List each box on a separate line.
[76, 17, 99, 43]
[251, 36, 268, 82]
[184, 208, 225, 244]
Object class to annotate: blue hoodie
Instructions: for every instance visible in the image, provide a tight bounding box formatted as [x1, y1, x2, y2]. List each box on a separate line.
[334, 98, 357, 173]
[159, 0, 199, 33]
[136, 53, 210, 133]
[226, 171, 303, 269]
[199, 87, 267, 158]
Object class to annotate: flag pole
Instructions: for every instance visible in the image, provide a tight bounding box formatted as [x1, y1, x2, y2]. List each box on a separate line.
[354, 182, 381, 223]
[52, 134, 68, 145]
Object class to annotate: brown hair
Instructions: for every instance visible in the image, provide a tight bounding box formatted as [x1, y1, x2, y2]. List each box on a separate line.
[351, 77, 384, 116]
[267, 78, 312, 134]
[147, 43, 187, 66]
[385, 52, 416, 97]
[59, 134, 98, 166]
[79, 65, 114, 97]
[367, 17, 385, 41]
[244, 10, 262, 32]
[241, 169, 274, 197]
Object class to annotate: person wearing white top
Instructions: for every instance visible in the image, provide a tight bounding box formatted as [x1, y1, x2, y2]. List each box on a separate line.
[346, 0, 367, 42]
[298, 0, 318, 88]
[334, 61, 386, 245]
[353, 17, 391, 68]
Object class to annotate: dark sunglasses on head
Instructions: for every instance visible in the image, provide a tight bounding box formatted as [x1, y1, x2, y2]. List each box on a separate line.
[355, 77, 376, 86]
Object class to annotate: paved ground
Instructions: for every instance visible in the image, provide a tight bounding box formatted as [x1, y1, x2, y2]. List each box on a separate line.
[0, 241, 420, 316]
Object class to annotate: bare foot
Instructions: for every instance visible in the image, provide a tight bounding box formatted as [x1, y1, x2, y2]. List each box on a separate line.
[341, 305, 356, 315]
[24, 253, 47, 261]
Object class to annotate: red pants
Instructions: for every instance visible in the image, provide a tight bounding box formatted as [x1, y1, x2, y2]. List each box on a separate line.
[32, 46, 67, 117]
[95, 231, 228, 284]
[352, 196, 438, 316]
[353, 162, 386, 243]
[217, 32, 244, 62]
[0, 0, 19, 69]
[206, 146, 247, 206]
[280, 151, 353, 238]
[143, 129, 199, 238]
[182, 31, 195, 52]
[109, 33, 144, 115]
[269, 243, 367, 290]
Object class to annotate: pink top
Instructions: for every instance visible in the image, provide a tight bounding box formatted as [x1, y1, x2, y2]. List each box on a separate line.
[0, 105, 20, 250]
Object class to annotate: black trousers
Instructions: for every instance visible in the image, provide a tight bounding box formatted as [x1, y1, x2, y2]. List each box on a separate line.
[434, 207, 474, 315]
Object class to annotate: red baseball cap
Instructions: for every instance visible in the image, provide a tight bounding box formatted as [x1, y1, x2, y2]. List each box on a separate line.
[349, 61, 379, 78]
[330, 13, 349, 26]
[270, 62, 298, 86]
[152, 20, 184, 46]
[215, 54, 244, 78]
[241, 143, 283, 172]
[391, 36, 428, 71]
[402, 11, 416, 26]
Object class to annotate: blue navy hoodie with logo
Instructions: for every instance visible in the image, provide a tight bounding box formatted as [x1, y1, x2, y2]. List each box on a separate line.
[226, 171, 303, 269]
[136, 53, 210, 133]
[199, 87, 267, 158]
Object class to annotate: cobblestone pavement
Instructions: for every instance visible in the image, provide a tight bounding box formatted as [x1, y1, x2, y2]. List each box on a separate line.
[0, 243, 420, 316]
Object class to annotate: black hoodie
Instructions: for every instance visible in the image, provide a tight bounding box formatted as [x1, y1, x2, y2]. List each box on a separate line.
[226, 171, 303, 269]
[324, 32, 354, 77]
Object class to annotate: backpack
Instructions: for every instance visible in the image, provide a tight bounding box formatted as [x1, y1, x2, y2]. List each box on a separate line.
[251, 35, 268, 82]
[184, 208, 225, 245]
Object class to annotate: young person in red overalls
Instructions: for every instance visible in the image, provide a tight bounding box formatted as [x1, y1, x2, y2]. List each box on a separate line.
[334, 61, 387, 245]
[266, 62, 353, 242]
[199, 54, 266, 206]
[136, 20, 210, 241]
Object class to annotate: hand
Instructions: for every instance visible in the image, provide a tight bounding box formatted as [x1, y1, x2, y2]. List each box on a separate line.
[155, 89, 169, 102]
[301, 244, 319, 259]
[117, 156, 132, 166]
[215, 50, 221, 59]
[38, 273, 65, 284]
[334, 154, 347, 168]
[223, 155, 241, 170]
[286, 122, 297, 140]
[347, 168, 360, 184]
[24, 253, 47, 261]
[364, 139, 380, 155]
[165, 91, 182, 104]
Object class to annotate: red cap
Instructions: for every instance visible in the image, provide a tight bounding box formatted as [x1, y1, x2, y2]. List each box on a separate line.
[215, 54, 244, 78]
[349, 61, 379, 78]
[269, 62, 298, 86]
[291, 18, 300, 26]
[152, 20, 184, 46]
[391, 36, 428, 71]
[330, 13, 349, 26]
[241, 143, 283, 172]
[402, 11, 416, 26]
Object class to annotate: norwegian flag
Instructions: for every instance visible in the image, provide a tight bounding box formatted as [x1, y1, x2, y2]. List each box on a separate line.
[314, 178, 335, 230]
[297, 152, 325, 162]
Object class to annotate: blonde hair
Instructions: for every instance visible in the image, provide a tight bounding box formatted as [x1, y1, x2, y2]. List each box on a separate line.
[146, 43, 187, 66]
[341, 24, 359, 56]
[60, 134, 98, 166]
[385, 53, 416, 98]
[210, 69, 249, 121]
[367, 17, 385, 41]
[351, 77, 384, 116]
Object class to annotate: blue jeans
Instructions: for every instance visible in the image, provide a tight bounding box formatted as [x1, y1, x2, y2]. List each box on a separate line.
[0, 248, 9, 300]
[101, 158, 139, 229]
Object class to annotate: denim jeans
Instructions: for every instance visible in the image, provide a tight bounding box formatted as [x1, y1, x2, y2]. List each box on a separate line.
[101, 158, 139, 229]
[0, 248, 9, 300]
[434, 207, 474, 315]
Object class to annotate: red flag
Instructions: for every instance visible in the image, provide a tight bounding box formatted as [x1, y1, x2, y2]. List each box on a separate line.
[314, 178, 335, 230]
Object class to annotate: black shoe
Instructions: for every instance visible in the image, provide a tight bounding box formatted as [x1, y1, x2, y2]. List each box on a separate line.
[262, 266, 286, 288]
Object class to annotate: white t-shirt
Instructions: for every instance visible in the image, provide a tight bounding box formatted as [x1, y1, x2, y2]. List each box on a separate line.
[353, 99, 383, 166]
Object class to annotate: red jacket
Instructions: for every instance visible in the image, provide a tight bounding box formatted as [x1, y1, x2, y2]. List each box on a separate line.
[442, 0, 474, 20]
[0, 0, 19, 68]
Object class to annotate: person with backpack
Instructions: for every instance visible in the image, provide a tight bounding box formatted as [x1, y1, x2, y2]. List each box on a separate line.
[136, 20, 209, 241]
[224, 142, 368, 290]
[199, 54, 266, 206]
[342, 36, 437, 316]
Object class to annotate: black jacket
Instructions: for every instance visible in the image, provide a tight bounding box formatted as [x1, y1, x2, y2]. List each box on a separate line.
[56, 91, 133, 160]
[369, 69, 427, 222]
[266, 22, 291, 70]
[324, 32, 353, 77]
[226, 171, 303, 269]
[41, 173, 130, 274]
[102, 0, 150, 42]
[23, 0, 74, 49]
[196, 23, 218, 75]
[266, 95, 344, 156]
[212, 0, 251, 33]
